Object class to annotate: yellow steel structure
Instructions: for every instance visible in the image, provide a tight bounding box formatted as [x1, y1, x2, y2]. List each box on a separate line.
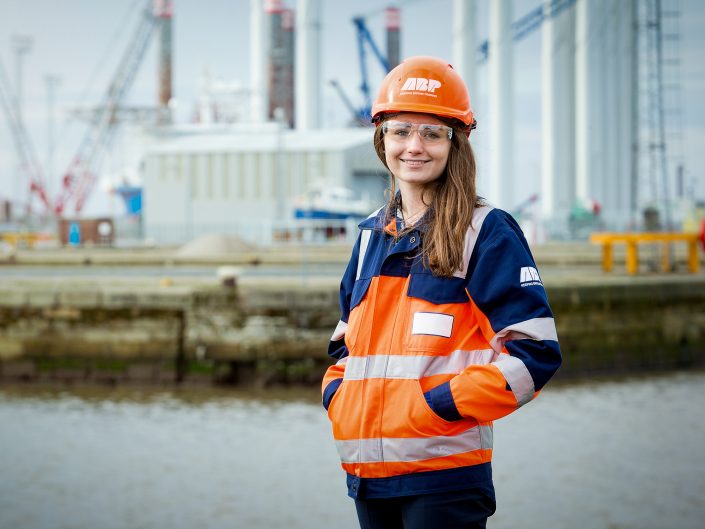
[590, 232, 701, 275]
[1, 232, 40, 248]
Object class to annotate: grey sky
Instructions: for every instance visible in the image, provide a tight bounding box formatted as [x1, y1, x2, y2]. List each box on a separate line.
[0, 0, 703, 217]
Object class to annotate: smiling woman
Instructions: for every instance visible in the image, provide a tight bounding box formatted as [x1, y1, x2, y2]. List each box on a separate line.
[381, 114, 451, 203]
[321, 56, 562, 529]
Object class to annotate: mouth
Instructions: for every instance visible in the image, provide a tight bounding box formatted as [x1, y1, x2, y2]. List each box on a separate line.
[400, 159, 430, 167]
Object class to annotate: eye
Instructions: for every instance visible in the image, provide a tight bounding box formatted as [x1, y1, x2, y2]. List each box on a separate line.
[421, 129, 442, 140]
[391, 127, 410, 137]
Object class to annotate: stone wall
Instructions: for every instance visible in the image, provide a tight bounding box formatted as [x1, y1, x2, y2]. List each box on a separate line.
[1, 275, 704, 386]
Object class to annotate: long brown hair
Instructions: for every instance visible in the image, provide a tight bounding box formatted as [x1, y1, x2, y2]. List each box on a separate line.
[373, 115, 481, 277]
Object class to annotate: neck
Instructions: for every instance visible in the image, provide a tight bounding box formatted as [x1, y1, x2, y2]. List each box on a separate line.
[397, 183, 433, 225]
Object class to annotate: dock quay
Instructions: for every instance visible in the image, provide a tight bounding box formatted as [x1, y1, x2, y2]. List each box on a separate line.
[1, 242, 704, 386]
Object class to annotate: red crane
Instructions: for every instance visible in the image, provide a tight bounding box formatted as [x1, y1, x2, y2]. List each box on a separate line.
[54, 1, 160, 215]
[0, 0, 162, 218]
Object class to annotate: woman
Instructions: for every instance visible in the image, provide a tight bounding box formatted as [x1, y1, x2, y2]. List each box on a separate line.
[322, 56, 562, 529]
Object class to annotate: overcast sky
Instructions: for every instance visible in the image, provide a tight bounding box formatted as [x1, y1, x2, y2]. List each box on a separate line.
[0, 0, 703, 217]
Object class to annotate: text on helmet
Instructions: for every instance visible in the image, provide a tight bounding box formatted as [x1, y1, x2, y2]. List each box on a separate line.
[400, 77, 442, 93]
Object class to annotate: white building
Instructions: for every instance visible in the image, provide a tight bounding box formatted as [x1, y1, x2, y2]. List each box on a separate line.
[141, 123, 385, 244]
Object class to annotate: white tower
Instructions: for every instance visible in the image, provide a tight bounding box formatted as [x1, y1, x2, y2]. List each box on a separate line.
[488, 0, 513, 210]
[295, 0, 322, 130]
[453, 0, 477, 103]
[250, 0, 269, 123]
[541, 1, 576, 226]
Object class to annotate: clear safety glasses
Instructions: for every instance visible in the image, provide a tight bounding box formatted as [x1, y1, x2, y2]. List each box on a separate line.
[382, 120, 453, 144]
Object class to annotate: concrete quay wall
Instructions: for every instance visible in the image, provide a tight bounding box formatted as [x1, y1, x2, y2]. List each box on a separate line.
[1, 274, 704, 385]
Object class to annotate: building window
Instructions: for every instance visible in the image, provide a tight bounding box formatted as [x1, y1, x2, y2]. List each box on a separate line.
[222, 153, 230, 198]
[239, 153, 246, 198]
[253, 153, 261, 198]
[159, 155, 167, 182]
[173, 155, 182, 181]
[190, 154, 199, 198]
[207, 154, 215, 199]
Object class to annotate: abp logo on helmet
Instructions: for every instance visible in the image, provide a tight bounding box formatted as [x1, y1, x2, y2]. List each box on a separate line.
[400, 77, 441, 97]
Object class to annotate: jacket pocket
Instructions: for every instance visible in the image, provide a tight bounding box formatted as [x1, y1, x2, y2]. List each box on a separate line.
[326, 380, 344, 420]
[404, 304, 458, 353]
[413, 380, 458, 427]
[404, 274, 472, 353]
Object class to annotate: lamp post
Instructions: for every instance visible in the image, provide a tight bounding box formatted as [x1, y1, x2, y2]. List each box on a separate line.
[11, 35, 33, 125]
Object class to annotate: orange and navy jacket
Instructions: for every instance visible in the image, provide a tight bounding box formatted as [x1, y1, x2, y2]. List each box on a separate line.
[322, 204, 562, 499]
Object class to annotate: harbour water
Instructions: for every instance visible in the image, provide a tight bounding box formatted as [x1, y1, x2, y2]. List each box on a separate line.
[1, 371, 704, 529]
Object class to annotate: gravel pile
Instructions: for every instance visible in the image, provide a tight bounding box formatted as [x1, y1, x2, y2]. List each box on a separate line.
[175, 234, 255, 257]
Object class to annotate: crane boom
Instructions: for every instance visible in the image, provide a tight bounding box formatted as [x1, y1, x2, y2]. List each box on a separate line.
[353, 16, 390, 120]
[55, 0, 158, 215]
[0, 59, 52, 211]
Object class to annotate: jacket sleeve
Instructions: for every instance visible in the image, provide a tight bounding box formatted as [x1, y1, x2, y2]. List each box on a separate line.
[424, 210, 562, 423]
[321, 232, 361, 410]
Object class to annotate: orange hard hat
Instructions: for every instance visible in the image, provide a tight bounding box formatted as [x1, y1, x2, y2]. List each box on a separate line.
[371, 56, 476, 132]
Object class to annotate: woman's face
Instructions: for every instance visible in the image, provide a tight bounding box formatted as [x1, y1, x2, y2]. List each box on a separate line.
[383, 113, 451, 191]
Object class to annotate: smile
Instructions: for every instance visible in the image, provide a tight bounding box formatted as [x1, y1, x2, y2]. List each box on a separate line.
[400, 159, 430, 166]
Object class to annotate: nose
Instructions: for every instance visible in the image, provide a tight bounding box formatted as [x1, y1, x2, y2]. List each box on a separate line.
[405, 130, 425, 152]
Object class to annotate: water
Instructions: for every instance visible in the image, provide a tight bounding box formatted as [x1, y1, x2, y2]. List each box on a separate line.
[1, 372, 704, 529]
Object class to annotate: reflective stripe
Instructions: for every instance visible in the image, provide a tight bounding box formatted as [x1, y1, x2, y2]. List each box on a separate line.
[336, 356, 348, 366]
[492, 355, 535, 406]
[490, 317, 558, 352]
[356, 229, 372, 280]
[331, 320, 348, 341]
[453, 205, 494, 279]
[480, 423, 493, 450]
[335, 425, 492, 464]
[411, 312, 454, 337]
[343, 349, 496, 381]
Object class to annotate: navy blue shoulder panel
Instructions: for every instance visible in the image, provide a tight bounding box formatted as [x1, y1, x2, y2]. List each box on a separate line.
[466, 209, 553, 333]
[408, 271, 469, 304]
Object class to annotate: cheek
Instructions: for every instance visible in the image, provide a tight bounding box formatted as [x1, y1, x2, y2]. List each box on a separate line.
[384, 140, 399, 167]
[436, 148, 450, 169]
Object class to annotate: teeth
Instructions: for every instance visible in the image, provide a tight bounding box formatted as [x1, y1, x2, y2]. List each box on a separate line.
[403, 160, 427, 165]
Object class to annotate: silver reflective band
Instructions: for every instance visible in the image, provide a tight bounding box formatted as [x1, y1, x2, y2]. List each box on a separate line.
[453, 206, 494, 278]
[490, 317, 558, 352]
[382, 120, 453, 143]
[331, 320, 348, 342]
[356, 229, 372, 280]
[480, 423, 493, 450]
[343, 349, 497, 381]
[492, 355, 535, 407]
[335, 425, 492, 464]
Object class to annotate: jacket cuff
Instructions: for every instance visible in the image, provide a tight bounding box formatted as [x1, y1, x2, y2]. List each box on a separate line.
[424, 381, 463, 421]
[322, 378, 343, 410]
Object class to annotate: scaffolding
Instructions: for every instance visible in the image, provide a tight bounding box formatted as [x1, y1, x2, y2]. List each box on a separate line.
[636, 0, 684, 230]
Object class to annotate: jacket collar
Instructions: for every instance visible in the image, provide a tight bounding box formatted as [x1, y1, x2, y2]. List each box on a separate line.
[358, 204, 430, 235]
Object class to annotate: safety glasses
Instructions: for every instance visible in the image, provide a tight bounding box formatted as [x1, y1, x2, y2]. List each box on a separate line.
[382, 120, 453, 144]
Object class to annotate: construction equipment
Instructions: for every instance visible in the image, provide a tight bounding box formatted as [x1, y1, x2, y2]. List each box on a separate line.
[0, 59, 52, 213]
[0, 0, 162, 219]
[352, 16, 391, 122]
[54, 0, 159, 215]
[330, 10, 393, 126]
[335, 0, 580, 125]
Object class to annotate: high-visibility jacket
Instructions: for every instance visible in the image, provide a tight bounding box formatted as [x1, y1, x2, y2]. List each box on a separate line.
[322, 204, 562, 499]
